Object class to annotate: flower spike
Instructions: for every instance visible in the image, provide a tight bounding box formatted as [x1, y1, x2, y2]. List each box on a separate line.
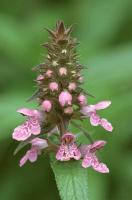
[11, 21, 113, 175]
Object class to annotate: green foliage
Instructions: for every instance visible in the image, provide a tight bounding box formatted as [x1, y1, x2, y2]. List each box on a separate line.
[51, 157, 89, 200]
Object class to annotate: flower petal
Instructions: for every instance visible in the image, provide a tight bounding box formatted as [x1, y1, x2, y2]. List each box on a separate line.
[19, 153, 29, 167]
[100, 118, 113, 132]
[31, 138, 48, 149]
[95, 101, 111, 110]
[90, 113, 100, 126]
[19, 149, 38, 167]
[12, 117, 41, 141]
[28, 149, 38, 162]
[91, 155, 109, 173]
[92, 162, 109, 173]
[69, 144, 81, 160]
[82, 154, 93, 168]
[17, 108, 40, 117]
[56, 143, 81, 161]
[91, 140, 107, 152]
[12, 122, 32, 141]
[29, 117, 41, 135]
[81, 105, 95, 116]
[56, 145, 70, 161]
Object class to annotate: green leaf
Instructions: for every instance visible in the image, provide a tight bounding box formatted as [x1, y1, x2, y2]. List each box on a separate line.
[51, 157, 89, 200]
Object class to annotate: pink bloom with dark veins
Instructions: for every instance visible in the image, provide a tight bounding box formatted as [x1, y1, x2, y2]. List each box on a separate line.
[56, 133, 81, 161]
[81, 101, 113, 132]
[12, 108, 41, 141]
[59, 91, 72, 107]
[80, 140, 109, 173]
[19, 138, 48, 167]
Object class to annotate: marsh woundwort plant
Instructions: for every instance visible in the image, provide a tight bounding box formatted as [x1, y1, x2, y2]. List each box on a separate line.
[12, 21, 113, 173]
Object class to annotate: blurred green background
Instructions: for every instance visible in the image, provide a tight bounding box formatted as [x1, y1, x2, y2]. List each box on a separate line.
[0, 0, 132, 199]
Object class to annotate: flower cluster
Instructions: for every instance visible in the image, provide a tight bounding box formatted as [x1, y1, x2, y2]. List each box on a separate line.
[12, 21, 113, 173]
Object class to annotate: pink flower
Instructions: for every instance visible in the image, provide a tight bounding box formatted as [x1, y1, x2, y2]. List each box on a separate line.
[81, 101, 113, 132]
[36, 74, 44, 81]
[12, 108, 41, 141]
[56, 133, 81, 161]
[64, 107, 73, 114]
[80, 140, 109, 173]
[78, 94, 87, 106]
[68, 82, 76, 91]
[19, 138, 48, 167]
[46, 70, 53, 78]
[59, 91, 72, 107]
[59, 67, 67, 76]
[41, 100, 52, 112]
[49, 82, 58, 91]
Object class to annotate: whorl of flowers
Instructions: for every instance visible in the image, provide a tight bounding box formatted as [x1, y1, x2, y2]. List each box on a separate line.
[12, 21, 113, 173]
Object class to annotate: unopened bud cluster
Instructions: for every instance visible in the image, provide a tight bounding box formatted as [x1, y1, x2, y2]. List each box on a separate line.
[12, 21, 113, 173]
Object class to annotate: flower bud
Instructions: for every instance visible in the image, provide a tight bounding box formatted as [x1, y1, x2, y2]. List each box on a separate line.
[49, 82, 58, 91]
[59, 91, 72, 107]
[46, 70, 53, 78]
[59, 67, 67, 76]
[78, 94, 87, 106]
[68, 82, 76, 91]
[41, 100, 52, 112]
